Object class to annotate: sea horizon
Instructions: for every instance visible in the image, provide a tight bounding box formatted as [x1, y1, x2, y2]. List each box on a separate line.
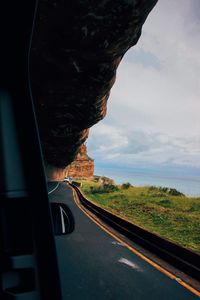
[94, 165, 200, 197]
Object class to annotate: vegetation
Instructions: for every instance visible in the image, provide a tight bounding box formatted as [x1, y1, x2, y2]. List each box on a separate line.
[90, 183, 119, 194]
[121, 182, 132, 189]
[80, 180, 200, 254]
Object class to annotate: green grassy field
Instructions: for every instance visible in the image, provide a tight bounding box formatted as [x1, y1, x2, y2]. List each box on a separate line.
[79, 180, 200, 254]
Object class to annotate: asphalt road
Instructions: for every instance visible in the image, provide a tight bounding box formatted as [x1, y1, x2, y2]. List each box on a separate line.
[48, 182, 198, 300]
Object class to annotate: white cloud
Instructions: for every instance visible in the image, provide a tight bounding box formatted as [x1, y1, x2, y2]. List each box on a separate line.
[88, 125, 200, 168]
[88, 124, 128, 156]
[88, 0, 200, 171]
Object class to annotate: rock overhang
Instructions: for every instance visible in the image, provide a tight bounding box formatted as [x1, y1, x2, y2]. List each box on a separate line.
[30, 0, 158, 169]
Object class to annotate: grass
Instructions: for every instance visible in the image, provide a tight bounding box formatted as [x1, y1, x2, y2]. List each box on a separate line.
[79, 180, 200, 254]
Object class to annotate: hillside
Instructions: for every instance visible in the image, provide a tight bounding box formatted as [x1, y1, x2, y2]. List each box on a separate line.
[79, 179, 200, 254]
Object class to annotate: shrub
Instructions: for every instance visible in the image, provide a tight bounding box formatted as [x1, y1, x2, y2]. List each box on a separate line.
[121, 182, 132, 189]
[159, 187, 169, 193]
[168, 188, 185, 197]
[149, 186, 184, 197]
[148, 186, 157, 191]
[103, 183, 119, 192]
[90, 184, 118, 194]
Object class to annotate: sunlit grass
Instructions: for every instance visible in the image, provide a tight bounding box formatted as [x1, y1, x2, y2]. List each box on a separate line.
[79, 180, 200, 254]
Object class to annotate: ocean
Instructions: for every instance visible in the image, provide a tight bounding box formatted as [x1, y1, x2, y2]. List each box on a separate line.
[94, 166, 200, 197]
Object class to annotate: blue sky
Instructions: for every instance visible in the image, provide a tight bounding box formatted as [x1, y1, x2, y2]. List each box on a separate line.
[87, 0, 200, 175]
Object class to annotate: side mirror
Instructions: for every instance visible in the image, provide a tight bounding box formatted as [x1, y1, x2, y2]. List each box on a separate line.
[51, 203, 75, 235]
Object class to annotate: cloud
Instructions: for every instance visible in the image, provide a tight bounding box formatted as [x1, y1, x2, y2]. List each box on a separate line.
[88, 123, 128, 156]
[88, 0, 200, 171]
[88, 124, 200, 168]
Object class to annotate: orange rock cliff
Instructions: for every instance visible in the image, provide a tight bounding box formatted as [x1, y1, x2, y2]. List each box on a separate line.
[65, 144, 94, 179]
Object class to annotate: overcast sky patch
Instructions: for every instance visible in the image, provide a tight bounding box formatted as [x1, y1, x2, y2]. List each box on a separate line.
[88, 0, 200, 174]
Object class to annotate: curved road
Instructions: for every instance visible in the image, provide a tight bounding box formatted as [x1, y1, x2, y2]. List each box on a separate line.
[48, 182, 198, 300]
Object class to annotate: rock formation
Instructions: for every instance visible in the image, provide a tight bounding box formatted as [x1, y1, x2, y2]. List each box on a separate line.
[65, 144, 94, 178]
[30, 0, 158, 169]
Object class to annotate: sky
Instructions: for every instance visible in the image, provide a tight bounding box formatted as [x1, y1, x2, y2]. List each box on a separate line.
[87, 0, 200, 175]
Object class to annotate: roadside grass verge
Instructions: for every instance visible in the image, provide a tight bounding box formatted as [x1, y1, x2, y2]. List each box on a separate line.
[79, 180, 200, 254]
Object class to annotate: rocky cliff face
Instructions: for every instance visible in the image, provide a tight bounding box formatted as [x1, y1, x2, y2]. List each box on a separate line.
[65, 144, 94, 178]
[30, 0, 158, 168]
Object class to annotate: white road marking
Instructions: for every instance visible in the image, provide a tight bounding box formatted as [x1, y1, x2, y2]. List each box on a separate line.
[73, 61, 81, 73]
[112, 241, 125, 246]
[60, 206, 65, 233]
[48, 182, 60, 194]
[118, 257, 143, 272]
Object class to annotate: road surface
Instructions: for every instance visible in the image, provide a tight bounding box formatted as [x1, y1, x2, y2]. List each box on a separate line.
[48, 181, 198, 300]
